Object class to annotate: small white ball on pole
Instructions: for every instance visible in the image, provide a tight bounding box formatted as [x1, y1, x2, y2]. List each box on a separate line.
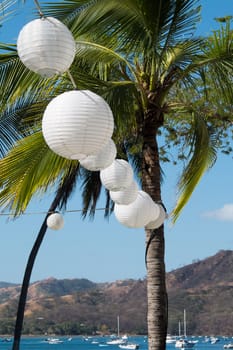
[47, 212, 64, 230]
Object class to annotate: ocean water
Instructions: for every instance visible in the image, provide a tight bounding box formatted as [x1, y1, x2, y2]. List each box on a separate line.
[1, 336, 232, 350]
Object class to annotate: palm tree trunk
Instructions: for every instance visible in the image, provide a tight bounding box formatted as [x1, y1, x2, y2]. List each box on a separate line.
[12, 195, 61, 350]
[142, 124, 168, 350]
[146, 226, 167, 350]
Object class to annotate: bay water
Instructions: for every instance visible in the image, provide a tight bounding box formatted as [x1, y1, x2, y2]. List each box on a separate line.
[1, 336, 232, 350]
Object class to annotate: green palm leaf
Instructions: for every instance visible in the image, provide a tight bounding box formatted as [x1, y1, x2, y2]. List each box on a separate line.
[0, 131, 78, 216]
[171, 113, 218, 222]
[0, 0, 19, 26]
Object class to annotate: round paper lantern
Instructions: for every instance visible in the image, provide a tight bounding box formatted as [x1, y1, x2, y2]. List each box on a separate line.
[114, 190, 157, 228]
[79, 139, 116, 171]
[17, 17, 76, 77]
[42, 90, 114, 159]
[47, 212, 64, 230]
[145, 204, 166, 229]
[100, 159, 134, 191]
[110, 181, 138, 205]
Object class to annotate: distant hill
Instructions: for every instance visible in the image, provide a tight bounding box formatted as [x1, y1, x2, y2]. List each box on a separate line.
[0, 250, 232, 336]
[166, 249, 233, 289]
[0, 282, 18, 289]
[166, 250, 233, 335]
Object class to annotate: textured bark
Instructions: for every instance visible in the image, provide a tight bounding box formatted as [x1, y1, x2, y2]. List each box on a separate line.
[146, 226, 167, 350]
[142, 112, 168, 350]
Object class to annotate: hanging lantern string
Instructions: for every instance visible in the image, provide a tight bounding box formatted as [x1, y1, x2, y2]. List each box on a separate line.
[67, 69, 78, 89]
[34, 0, 44, 18]
[0, 202, 168, 217]
[0, 207, 109, 217]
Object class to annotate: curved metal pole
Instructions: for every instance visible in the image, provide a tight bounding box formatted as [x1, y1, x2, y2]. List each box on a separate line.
[12, 198, 60, 350]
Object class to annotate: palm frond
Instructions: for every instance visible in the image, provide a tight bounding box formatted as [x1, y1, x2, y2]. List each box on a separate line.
[199, 22, 233, 104]
[171, 113, 218, 222]
[55, 161, 80, 211]
[140, 0, 201, 50]
[175, 20, 233, 94]
[161, 38, 203, 74]
[0, 86, 60, 156]
[0, 0, 18, 25]
[0, 44, 67, 105]
[0, 110, 21, 156]
[69, 42, 140, 134]
[0, 131, 77, 216]
[75, 40, 136, 80]
[42, 0, 200, 55]
[41, 0, 92, 23]
[0, 95, 43, 154]
[80, 168, 102, 219]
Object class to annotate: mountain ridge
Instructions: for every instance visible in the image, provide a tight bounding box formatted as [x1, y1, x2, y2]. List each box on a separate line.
[0, 249, 232, 336]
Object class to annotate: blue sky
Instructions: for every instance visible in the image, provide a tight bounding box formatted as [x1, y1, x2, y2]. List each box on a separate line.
[0, 0, 233, 284]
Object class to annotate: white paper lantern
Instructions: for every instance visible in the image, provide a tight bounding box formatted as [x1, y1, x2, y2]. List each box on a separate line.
[47, 212, 64, 230]
[110, 181, 138, 205]
[100, 159, 134, 191]
[145, 204, 166, 229]
[17, 17, 76, 77]
[42, 90, 114, 159]
[114, 190, 157, 228]
[79, 139, 116, 171]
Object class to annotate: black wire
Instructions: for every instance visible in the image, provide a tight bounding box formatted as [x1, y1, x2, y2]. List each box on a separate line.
[145, 201, 167, 266]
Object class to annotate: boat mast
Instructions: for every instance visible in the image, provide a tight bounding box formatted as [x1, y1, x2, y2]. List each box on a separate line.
[117, 315, 120, 338]
[184, 309, 187, 338]
[178, 321, 181, 337]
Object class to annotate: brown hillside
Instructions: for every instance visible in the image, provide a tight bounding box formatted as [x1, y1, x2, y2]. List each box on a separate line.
[166, 250, 233, 290]
[0, 250, 232, 336]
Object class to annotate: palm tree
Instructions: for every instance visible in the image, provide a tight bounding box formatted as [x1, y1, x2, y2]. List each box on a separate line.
[0, 1, 233, 350]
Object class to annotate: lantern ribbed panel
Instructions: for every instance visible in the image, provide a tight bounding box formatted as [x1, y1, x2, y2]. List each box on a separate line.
[42, 90, 114, 159]
[79, 139, 116, 171]
[114, 190, 155, 228]
[47, 213, 64, 230]
[17, 17, 76, 77]
[100, 159, 134, 191]
[110, 181, 138, 205]
[146, 204, 166, 229]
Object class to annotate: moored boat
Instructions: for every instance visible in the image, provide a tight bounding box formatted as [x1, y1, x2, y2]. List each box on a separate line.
[107, 338, 126, 345]
[118, 343, 139, 350]
[46, 337, 63, 344]
[175, 339, 195, 348]
[210, 337, 219, 344]
[166, 335, 177, 344]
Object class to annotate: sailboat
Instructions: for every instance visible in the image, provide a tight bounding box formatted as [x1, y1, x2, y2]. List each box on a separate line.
[106, 316, 127, 345]
[175, 310, 195, 349]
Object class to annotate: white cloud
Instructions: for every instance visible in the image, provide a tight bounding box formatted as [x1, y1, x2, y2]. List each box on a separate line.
[202, 203, 233, 222]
